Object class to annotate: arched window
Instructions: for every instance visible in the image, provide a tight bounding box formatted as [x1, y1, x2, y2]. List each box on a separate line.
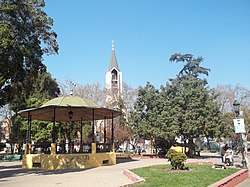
[111, 69, 117, 81]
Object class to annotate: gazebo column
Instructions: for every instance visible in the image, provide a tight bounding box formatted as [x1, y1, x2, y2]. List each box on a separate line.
[111, 113, 114, 152]
[25, 113, 32, 154]
[51, 107, 56, 155]
[91, 109, 96, 154]
[80, 118, 83, 152]
[104, 116, 107, 152]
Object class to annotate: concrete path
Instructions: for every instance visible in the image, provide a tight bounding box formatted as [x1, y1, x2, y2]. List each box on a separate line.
[1, 159, 166, 187]
[236, 173, 250, 187]
[0, 153, 249, 187]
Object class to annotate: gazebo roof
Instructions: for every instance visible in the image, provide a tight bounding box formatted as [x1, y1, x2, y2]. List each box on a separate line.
[42, 96, 97, 107]
[18, 96, 121, 122]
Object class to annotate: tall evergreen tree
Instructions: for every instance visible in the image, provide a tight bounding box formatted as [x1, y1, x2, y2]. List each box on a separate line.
[170, 53, 210, 77]
[130, 54, 225, 156]
[169, 53, 223, 156]
[130, 82, 169, 152]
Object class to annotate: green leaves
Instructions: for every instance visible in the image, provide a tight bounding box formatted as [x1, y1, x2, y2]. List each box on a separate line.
[170, 53, 210, 77]
[166, 149, 187, 170]
[0, 0, 59, 107]
[130, 53, 225, 154]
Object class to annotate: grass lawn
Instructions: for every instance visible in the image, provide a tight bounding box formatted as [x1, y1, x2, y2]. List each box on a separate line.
[131, 164, 240, 187]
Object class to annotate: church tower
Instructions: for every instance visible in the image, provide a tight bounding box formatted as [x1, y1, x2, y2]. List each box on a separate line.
[105, 40, 122, 104]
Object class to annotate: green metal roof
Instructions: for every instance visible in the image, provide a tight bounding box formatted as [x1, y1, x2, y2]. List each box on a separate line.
[18, 96, 121, 122]
[41, 96, 97, 108]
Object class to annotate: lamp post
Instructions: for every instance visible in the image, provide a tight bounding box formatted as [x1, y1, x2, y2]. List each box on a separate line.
[233, 100, 247, 168]
[68, 111, 73, 120]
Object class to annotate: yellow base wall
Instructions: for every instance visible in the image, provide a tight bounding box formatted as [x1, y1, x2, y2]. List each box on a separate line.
[170, 146, 185, 153]
[22, 152, 116, 170]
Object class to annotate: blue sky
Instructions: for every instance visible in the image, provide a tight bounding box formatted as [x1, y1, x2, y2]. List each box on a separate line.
[43, 0, 250, 89]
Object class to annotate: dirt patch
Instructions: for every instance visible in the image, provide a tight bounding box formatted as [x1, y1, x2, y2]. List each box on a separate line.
[168, 168, 193, 173]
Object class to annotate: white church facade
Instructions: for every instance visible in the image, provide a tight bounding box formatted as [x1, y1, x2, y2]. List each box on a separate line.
[105, 41, 122, 105]
[104, 41, 153, 154]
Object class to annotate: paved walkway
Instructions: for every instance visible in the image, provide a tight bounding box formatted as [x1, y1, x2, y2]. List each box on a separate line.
[0, 153, 249, 187]
[236, 172, 250, 187]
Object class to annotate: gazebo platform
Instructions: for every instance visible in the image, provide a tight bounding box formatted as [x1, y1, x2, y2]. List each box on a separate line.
[22, 143, 116, 170]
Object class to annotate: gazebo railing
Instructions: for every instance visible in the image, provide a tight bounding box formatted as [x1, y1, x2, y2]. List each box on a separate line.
[30, 142, 51, 154]
[96, 143, 112, 153]
[81, 143, 92, 153]
[56, 143, 92, 154]
[28, 142, 112, 154]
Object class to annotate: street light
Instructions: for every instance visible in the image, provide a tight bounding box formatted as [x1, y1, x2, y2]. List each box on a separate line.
[233, 100, 247, 168]
[233, 100, 240, 116]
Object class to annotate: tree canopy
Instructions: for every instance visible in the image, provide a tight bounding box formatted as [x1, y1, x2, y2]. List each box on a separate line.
[9, 71, 60, 150]
[130, 53, 225, 156]
[170, 53, 210, 77]
[0, 0, 58, 107]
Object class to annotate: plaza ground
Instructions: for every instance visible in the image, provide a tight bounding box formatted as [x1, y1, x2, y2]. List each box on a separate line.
[0, 153, 249, 187]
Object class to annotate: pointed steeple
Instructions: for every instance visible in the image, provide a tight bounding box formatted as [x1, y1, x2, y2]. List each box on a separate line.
[108, 40, 119, 71]
[105, 40, 123, 104]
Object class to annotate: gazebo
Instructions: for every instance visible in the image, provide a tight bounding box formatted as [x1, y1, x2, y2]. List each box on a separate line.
[18, 96, 121, 170]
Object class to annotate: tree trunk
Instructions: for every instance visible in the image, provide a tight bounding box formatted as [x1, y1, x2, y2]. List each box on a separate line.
[10, 142, 14, 154]
[207, 138, 211, 150]
[184, 139, 187, 154]
[188, 137, 195, 157]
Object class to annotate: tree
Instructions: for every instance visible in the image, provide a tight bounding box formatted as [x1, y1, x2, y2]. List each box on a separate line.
[122, 82, 138, 112]
[215, 85, 250, 163]
[74, 82, 106, 106]
[0, 0, 58, 107]
[130, 82, 165, 152]
[130, 54, 226, 156]
[9, 71, 60, 153]
[58, 80, 106, 106]
[214, 84, 250, 114]
[169, 53, 210, 77]
[201, 91, 229, 148]
[169, 53, 224, 156]
[214, 84, 250, 140]
[114, 98, 133, 150]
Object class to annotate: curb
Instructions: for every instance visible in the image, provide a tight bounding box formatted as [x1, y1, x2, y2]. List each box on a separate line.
[120, 169, 145, 187]
[208, 169, 248, 187]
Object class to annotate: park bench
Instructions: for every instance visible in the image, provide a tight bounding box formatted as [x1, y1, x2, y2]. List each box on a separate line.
[3, 154, 22, 161]
[212, 163, 226, 169]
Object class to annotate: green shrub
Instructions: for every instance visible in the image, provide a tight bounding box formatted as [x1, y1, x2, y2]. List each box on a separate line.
[166, 149, 187, 170]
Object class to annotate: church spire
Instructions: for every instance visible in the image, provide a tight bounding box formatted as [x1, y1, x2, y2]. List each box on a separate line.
[105, 40, 123, 104]
[112, 40, 115, 51]
[108, 40, 119, 71]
